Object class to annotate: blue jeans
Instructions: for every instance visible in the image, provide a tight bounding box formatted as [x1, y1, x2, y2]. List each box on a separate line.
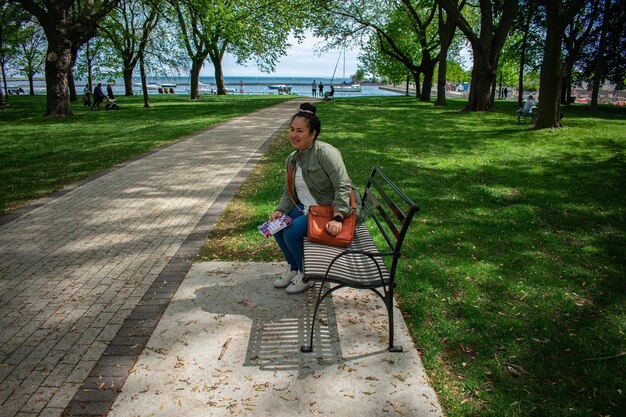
[273, 205, 307, 273]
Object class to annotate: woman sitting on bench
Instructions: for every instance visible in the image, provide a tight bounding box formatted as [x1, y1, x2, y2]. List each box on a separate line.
[518, 95, 537, 116]
[268, 103, 365, 294]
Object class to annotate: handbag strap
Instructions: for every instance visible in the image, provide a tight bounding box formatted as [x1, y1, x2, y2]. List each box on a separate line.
[286, 163, 356, 214]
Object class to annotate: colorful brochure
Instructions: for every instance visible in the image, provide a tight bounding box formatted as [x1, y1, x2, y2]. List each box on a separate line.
[258, 214, 293, 237]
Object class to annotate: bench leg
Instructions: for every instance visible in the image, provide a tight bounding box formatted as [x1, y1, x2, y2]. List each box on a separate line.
[301, 283, 326, 353]
[302, 282, 403, 353]
[384, 288, 403, 352]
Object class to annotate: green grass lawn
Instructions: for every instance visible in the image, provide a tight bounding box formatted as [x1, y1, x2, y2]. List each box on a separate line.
[0, 94, 292, 215]
[198, 97, 626, 417]
[2, 94, 624, 416]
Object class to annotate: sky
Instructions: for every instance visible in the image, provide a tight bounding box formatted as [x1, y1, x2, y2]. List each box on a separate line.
[199, 32, 361, 78]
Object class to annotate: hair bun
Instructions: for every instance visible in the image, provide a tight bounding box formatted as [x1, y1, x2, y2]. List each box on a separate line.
[299, 103, 316, 115]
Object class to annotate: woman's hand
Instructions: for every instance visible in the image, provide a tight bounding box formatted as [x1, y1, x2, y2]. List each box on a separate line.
[326, 220, 343, 236]
[270, 210, 284, 221]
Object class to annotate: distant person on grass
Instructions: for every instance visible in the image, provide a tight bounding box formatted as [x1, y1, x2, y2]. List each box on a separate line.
[269, 103, 365, 294]
[107, 84, 115, 100]
[91, 83, 106, 111]
[323, 85, 334, 101]
[311, 80, 317, 97]
[318, 81, 324, 97]
[83, 84, 91, 107]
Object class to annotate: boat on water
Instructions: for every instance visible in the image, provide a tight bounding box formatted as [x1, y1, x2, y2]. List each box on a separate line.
[268, 85, 292, 94]
[335, 83, 361, 93]
[267, 84, 292, 90]
[327, 45, 363, 94]
[196, 82, 212, 92]
[186, 83, 236, 94]
[133, 82, 160, 90]
[216, 87, 237, 94]
[161, 83, 177, 88]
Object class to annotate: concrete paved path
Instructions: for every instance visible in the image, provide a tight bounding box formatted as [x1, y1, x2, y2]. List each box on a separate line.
[107, 262, 443, 417]
[0, 98, 444, 417]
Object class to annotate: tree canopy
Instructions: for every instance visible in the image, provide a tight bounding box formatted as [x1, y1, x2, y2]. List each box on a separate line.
[1, 0, 624, 126]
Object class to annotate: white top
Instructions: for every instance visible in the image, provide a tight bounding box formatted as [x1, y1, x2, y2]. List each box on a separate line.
[295, 163, 318, 212]
[523, 99, 536, 113]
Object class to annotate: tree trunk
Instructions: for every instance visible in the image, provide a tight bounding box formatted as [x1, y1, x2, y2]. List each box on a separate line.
[68, 46, 78, 102]
[68, 72, 77, 102]
[535, 16, 564, 128]
[435, 3, 457, 106]
[190, 59, 202, 100]
[436, 56, 448, 106]
[590, 0, 609, 112]
[535, 0, 586, 129]
[123, 66, 135, 96]
[561, 57, 573, 106]
[139, 54, 150, 108]
[413, 71, 421, 99]
[85, 41, 93, 91]
[439, 0, 517, 112]
[517, 15, 530, 107]
[420, 57, 436, 102]
[28, 75, 35, 95]
[18, 0, 118, 118]
[213, 60, 226, 95]
[0, 63, 6, 106]
[405, 74, 410, 96]
[1, 62, 8, 99]
[466, 47, 494, 111]
[44, 40, 74, 117]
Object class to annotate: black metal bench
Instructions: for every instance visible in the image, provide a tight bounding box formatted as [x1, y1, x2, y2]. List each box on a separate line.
[517, 107, 537, 124]
[301, 166, 419, 353]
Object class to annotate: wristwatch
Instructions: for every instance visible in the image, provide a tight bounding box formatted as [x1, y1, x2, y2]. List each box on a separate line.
[333, 215, 344, 223]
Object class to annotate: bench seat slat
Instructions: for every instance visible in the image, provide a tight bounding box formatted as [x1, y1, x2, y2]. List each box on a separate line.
[303, 225, 390, 287]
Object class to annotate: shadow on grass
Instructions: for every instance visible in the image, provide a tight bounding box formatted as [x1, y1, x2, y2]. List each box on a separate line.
[297, 97, 624, 416]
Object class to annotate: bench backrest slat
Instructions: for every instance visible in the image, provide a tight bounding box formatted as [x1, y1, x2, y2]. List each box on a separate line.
[362, 167, 419, 263]
[364, 188, 401, 241]
[369, 176, 407, 224]
[363, 198, 397, 249]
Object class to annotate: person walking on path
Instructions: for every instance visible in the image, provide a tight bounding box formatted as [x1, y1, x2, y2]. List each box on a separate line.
[270, 103, 365, 294]
[311, 80, 317, 97]
[91, 83, 106, 111]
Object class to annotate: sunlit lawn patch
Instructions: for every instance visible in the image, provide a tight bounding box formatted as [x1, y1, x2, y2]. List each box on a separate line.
[0, 94, 291, 215]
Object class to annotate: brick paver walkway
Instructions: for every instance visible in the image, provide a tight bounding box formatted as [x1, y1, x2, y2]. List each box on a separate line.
[0, 99, 309, 417]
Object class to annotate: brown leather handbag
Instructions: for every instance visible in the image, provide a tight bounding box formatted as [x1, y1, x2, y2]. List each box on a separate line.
[287, 164, 356, 248]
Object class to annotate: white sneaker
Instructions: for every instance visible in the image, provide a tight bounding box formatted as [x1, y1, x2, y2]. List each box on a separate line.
[285, 272, 313, 294]
[273, 269, 298, 288]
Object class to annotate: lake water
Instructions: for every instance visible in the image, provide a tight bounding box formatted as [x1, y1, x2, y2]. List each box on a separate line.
[14, 76, 403, 98]
[118, 75, 401, 97]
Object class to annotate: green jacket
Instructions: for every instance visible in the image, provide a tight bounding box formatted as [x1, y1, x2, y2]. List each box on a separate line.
[276, 140, 366, 224]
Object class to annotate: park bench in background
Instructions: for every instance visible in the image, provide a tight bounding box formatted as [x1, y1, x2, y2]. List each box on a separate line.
[301, 166, 419, 353]
[517, 107, 538, 124]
